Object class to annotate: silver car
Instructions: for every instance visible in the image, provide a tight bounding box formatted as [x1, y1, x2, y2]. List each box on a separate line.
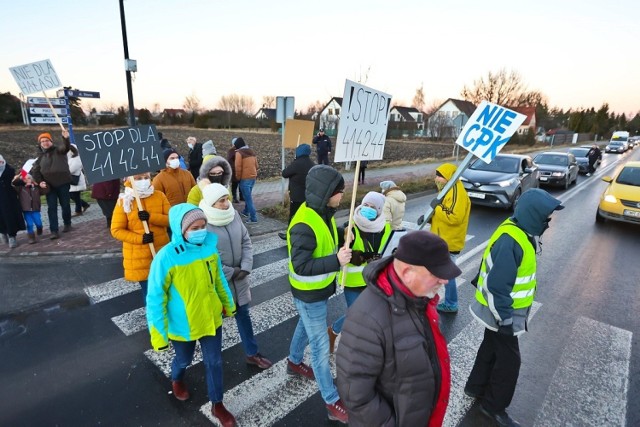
[460, 154, 539, 211]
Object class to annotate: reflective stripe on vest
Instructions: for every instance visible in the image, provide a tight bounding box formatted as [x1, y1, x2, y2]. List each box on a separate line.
[287, 203, 339, 291]
[476, 219, 537, 310]
[338, 223, 392, 288]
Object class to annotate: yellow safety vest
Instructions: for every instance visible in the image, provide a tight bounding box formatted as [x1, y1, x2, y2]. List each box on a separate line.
[287, 203, 339, 291]
[338, 223, 392, 288]
[476, 219, 537, 309]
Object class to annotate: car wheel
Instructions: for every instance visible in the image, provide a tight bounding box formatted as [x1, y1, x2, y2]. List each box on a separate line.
[509, 189, 521, 212]
[595, 209, 605, 223]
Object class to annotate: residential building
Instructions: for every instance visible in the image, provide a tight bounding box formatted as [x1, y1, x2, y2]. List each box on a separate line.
[427, 98, 476, 139]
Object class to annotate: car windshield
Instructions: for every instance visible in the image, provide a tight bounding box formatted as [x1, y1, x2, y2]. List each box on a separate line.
[470, 157, 519, 173]
[612, 136, 628, 142]
[609, 142, 623, 146]
[568, 148, 589, 157]
[534, 154, 568, 166]
[616, 167, 640, 187]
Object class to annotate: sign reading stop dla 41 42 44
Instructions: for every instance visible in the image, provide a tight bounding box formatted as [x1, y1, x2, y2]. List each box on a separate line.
[334, 80, 392, 162]
[455, 101, 527, 164]
[9, 59, 62, 95]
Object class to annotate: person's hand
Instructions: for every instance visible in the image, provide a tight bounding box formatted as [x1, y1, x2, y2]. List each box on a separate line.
[39, 181, 47, 189]
[62, 129, 69, 139]
[236, 270, 250, 281]
[142, 232, 154, 244]
[337, 246, 352, 266]
[232, 267, 241, 279]
[138, 210, 150, 221]
[351, 250, 365, 266]
[498, 324, 514, 336]
[430, 198, 440, 209]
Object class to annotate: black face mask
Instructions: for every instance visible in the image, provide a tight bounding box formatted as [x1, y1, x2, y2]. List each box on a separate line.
[208, 175, 223, 183]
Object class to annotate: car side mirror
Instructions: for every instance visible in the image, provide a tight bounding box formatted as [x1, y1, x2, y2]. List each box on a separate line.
[602, 176, 613, 183]
[523, 167, 533, 174]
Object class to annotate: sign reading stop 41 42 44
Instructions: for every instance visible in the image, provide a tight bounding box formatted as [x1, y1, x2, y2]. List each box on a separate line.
[456, 101, 527, 163]
[334, 80, 392, 162]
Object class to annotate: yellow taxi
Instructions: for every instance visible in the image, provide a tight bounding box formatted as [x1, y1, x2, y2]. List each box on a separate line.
[596, 161, 640, 225]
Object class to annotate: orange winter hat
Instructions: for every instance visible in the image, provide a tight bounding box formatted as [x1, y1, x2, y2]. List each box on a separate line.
[38, 132, 52, 143]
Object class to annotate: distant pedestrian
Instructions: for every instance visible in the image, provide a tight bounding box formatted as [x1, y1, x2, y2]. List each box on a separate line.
[380, 180, 406, 230]
[226, 140, 241, 203]
[152, 149, 196, 206]
[279, 143, 315, 239]
[187, 136, 203, 180]
[157, 132, 171, 149]
[68, 145, 90, 217]
[187, 155, 232, 206]
[12, 172, 46, 244]
[146, 204, 237, 427]
[0, 156, 26, 248]
[200, 183, 273, 371]
[111, 172, 171, 303]
[233, 137, 259, 223]
[358, 160, 368, 184]
[465, 189, 563, 427]
[312, 128, 332, 165]
[30, 130, 73, 240]
[91, 179, 121, 228]
[336, 231, 461, 427]
[586, 144, 602, 176]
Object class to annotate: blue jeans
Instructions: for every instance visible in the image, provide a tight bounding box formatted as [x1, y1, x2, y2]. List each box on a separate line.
[23, 211, 43, 234]
[443, 253, 458, 307]
[46, 183, 71, 232]
[235, 303, 258, 356]
[289, 298, 339, 404]
[331, 288, 363, 334]
[171, 329, 223, 403]
[239, 179, 257, 221]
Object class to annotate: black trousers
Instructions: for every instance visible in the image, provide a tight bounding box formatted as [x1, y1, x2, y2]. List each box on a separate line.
[97, 199, 118, 228]
[289, 200, 303, 223]
[317, 151, 330, 165]
[466, 328, 521, 413]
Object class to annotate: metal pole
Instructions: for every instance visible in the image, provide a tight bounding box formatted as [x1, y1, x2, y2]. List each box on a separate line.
[281, 119, 286, 203]
[119, 0, 136, 126]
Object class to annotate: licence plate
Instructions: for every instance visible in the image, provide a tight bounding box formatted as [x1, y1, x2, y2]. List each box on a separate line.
[623, 209, 640, 218]
[468, 192, 486, 199]
[540, 176, 548, 181]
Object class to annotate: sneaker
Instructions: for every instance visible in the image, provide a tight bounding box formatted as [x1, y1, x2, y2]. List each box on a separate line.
[72, 212, 83, 217]
[437, 303, 458, 313]
[479, 405, 521, 427]
[326, 399, 349, 424]
[50, 231, 60, 240]
[62, 224, 72, 233]
[8, 237, 18, 249]
[246, 353, 273, 369]
[171, 380, 190, 401]
[328, 326, 339, 353]
[286, 359, 315, 379]
[240, 211, 249, 218]
[83, 204, 90, 212]
[245, 219, 258, 224]
[211, 402, 236, 427]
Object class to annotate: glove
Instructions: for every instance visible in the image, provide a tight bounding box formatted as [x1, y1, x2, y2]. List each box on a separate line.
[362, 251, 381, 262]
[351, 250, 365, 266]
[417, 215, 424, 225]
[430, 198, 440, 209]
[235, 270, 250, 281]
[498, 324, 514, 336]
[142, 232, 154, 244]
[231, 267, 241, 279]
[138, 210, 150, 221]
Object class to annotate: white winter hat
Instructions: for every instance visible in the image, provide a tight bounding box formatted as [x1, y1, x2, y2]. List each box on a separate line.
[202, 183, 229, 206]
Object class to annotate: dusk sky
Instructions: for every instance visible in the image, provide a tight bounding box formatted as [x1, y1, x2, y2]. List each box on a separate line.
[2, 0, 639, 115]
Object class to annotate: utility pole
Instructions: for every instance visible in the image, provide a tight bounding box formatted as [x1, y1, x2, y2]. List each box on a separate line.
[119, 0, 136, 126]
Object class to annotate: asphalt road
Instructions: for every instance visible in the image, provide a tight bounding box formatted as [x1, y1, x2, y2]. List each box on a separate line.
[1, 147, 639, 426]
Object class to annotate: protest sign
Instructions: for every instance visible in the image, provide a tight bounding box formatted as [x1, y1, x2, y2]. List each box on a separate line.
[284, 119, 315, 148]
[334, 80, 392, 162]
[455, 100, 527, 163]
[74, 125, 163, 184]
[9, 59, 62, 95]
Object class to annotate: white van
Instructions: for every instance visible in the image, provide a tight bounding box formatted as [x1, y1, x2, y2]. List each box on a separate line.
[611, 131, 630, 150]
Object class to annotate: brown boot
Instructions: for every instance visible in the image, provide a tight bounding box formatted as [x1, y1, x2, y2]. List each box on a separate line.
[171, 380, 189, 401]
[212, 402, 236, 427]
[28, 233, 36, 244]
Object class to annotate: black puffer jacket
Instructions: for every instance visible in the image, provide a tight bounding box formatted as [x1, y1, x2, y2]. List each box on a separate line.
[289, 165, 343, 303]
[337, 257, 442, 427]
[282, 155, 315, 203]
[31, 136, 71, 187]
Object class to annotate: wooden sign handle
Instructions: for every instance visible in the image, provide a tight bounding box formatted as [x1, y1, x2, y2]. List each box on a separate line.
[128, 176, 156, 257]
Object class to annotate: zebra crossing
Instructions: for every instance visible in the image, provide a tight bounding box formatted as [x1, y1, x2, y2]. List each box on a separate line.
[84, 232, 632, 427]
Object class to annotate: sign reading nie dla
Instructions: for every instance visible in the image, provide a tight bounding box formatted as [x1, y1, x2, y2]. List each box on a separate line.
[334, 80, 392, 162]
[9, 59, 62, 95]
[455, 101, 527, 163]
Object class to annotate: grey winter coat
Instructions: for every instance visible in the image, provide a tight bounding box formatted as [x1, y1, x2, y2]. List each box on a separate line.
[206, 211, 253, 306]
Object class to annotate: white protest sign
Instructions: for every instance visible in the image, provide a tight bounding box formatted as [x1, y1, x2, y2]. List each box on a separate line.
[9, 59, 62, 95]
[334, 80, 392, 162]
[455, 100, 527, 163]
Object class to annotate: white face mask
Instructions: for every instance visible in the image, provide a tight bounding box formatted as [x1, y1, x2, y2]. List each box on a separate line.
[133, 179, 151, 192]
[168, 158, 180, 169]
[187, 143, 194, 149]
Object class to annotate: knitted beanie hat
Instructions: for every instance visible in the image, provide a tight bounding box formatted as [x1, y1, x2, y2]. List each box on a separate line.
[361, 191, 386, 215]
[202, 140, 217, 157]
[202, 183, 230, 207]
[181, 208, 207, 234]
[38, 132, 52, 143]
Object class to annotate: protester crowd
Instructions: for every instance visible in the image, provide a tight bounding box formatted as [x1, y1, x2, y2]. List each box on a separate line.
[0, 127, 564, 427]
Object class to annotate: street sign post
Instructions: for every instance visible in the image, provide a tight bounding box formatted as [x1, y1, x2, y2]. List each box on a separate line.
[30, 116, 69, 124]
[57, 89, 101, 99]
[27, 97, 66, 106]
[276, 96, 295, 202]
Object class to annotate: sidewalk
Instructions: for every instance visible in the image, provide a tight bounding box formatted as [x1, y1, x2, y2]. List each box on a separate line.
[0, 161, 439, 257]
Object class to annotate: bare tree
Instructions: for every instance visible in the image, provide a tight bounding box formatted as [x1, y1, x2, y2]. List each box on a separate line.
[461, 68, 546, 107]
[305, 100, 325, 116]
[218, 94, 255, 115]
[426, 111, 450, 140]
[183, 92, 201, 114]
[412, 83, 425, 112]
[261, 96, 276, 108]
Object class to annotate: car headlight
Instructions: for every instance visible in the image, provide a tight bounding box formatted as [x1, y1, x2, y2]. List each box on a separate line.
[551, 172, 564, 177]
[604, 194, 617, 203]
[494, 178, 517, 187]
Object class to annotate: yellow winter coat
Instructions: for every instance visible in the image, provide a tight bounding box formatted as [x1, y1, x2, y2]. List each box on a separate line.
[111, 191, 171, 282]
[431, 163, 471, 253]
